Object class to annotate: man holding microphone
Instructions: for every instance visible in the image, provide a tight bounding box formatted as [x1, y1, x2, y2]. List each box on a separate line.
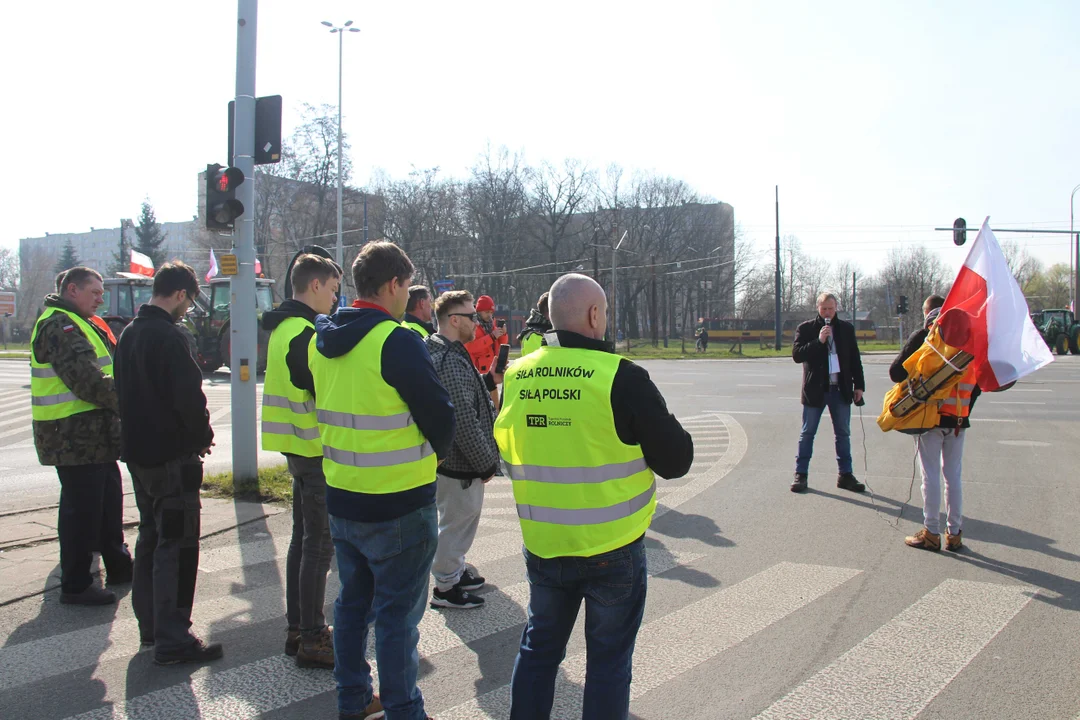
[790, 292, 865, 494]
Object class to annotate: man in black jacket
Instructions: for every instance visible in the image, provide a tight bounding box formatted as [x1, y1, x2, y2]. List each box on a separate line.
[790, 292, 865, 493]
[114, 262, 222, 666]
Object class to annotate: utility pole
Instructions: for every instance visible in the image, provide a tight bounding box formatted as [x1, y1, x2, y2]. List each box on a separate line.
[650, 255, 658, 347]
[231, 0, 259, 482]
[774, 185, 782, 350]
[852, 271, 857, 335]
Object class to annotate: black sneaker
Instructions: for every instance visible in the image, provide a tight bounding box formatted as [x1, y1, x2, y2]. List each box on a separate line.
[790, 473, 808, 493]
[153, 638, 224, 666]
[60, 585, 117, 606]
[430, 585, 485, 609]
[837, 473, 865, 493]
[457, 566, 485, 591]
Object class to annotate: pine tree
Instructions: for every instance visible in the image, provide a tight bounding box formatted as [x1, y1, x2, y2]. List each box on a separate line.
[54, 240, 80, 275]
[133, 201, 168, 268]
[111, 219, 132, 275]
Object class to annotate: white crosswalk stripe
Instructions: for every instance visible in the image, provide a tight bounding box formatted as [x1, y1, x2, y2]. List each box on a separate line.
[753, 579, 1035, 720]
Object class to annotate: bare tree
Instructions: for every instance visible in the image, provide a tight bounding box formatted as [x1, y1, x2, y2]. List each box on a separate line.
[525, 159, 594, 287]
[0, 247, 18, 290]
[15, 244, 57, 331]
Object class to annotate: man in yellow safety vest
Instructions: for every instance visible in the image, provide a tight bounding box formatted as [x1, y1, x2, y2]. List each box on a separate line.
[31, 266, 131, 606]
[261, 253, 342, 668]
[310, 240, 455, 720]
[494, 273, 694, 720]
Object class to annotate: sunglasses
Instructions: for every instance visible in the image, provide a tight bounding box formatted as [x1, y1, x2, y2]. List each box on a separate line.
[447, 312, 479, 322]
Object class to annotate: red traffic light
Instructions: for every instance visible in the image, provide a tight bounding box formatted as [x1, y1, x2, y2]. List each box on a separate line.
[214, 166, 245, 193]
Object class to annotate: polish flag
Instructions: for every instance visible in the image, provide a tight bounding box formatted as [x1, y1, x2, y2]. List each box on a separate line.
[255, 257, 262, 275]
[941, 217, 1053, 391]
[207, 248, 219, 282]
[130, 249, 155, 277]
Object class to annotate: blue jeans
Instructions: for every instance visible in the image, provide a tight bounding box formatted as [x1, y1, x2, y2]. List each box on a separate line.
[510, 537, 647, 720]
[795, 388, 853, 475]
[330, 504, 438, 720]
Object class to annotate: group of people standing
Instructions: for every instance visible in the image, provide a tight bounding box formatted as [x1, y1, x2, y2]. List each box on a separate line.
[260, 242, 693, 720]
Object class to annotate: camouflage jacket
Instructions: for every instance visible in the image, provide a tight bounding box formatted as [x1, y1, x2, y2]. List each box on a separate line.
[31, 295, 122, 466]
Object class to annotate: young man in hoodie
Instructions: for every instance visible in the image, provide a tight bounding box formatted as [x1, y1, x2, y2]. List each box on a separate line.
[425, 290, 501, 610]
[310, 240, 455, 720]
[261, 254, 341, 669]
[517, 291, 551, 356]
[465, 294, 508, 373]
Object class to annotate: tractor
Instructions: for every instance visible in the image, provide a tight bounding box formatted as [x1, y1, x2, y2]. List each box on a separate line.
[96, 274, 154, 339]
[1030, 308, 1080, 356]
[183, 276, 275, 373]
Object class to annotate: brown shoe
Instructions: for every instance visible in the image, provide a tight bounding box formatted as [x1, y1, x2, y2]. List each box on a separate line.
[904, 528, 941, 552]
[296, 627, 334, 669]
[339, 694, 385, 719]
[945, 531, 963, 552]
[284, 627, 301, 657]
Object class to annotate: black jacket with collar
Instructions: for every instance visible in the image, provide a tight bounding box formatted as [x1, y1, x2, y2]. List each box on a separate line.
[791, 316, 865, 408]
[541, 330, 694, 480]
[115, 304, 214, 466]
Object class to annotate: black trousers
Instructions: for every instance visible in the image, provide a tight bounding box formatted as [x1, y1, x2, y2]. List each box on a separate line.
[55, 462, 132, 594]
[128, 455, 203, 653]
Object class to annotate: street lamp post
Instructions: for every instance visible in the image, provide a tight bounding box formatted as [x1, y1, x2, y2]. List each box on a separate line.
[321, 20, 361, 271]
[1071, 183, 1080, 312]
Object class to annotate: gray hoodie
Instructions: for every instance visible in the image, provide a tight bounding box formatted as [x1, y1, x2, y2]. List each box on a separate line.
[424, 333, 500, 481]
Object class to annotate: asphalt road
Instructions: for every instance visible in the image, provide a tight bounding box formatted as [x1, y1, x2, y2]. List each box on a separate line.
[1, 353, 1079, 719]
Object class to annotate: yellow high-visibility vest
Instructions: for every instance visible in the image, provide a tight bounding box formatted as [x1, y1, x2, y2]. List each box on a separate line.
[310, 319, 436, 494]
[494, 345, 655, 558]
[30, 307, 113, 421]
[262, 316, 321, 457]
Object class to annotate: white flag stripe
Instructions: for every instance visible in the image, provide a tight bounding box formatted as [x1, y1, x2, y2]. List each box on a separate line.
[440, 562, 861, 720]
[754, 578, 1034, 720]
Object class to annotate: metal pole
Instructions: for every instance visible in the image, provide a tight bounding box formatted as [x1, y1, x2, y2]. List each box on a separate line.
[336, 29, 344, 269]
[231, 0, 258, 482]
[774, 185, 781, 350]
[852, 271, 857, 337]
[612, 244, 617, 344]
[1071, 183, 1080, 312]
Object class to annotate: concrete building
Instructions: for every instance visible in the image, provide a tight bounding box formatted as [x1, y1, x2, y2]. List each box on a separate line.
[19, 221, 202, 277]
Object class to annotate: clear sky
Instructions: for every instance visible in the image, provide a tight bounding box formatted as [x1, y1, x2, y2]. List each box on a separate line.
[2, 0, 1077, 279]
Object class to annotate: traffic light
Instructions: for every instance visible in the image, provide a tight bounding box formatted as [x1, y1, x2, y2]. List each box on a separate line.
[205, 163, 245, 230]
[897, 295, 909, 315]
[952, 217, 967, 246]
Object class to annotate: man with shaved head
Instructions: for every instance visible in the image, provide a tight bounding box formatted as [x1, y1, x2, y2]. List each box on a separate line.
[494, 273, 694, 720]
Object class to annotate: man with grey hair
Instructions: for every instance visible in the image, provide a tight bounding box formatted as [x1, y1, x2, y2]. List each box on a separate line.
[494, 273, 694, 719]
[790, 291, 866, 493]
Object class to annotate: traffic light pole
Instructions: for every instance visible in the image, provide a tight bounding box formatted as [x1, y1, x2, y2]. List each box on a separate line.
[231, 0, 259, 482]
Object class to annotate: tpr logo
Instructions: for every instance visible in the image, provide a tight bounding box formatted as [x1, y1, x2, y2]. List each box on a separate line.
[526, 414, 548, 428]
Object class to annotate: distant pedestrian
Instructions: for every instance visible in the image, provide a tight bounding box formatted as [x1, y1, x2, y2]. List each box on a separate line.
[261, 253, 342, 668]
[32, 267, 131, 606]
[465, 294, 508, 374]
[494, 273, 694, 720]
[114, 261, 222, 665]
[425, 290, 501, 610]
[310, 240, 455, 720]
[517, 292, 552, 356]
[403, 285, 436, 338]
[790, 292, 866, 494]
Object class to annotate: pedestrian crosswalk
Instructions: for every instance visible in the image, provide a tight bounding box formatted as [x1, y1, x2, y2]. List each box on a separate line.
[0, 410, 1062, 719]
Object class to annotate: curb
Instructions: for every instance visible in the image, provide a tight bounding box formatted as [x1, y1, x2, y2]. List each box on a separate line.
[0, 509, 280, 608]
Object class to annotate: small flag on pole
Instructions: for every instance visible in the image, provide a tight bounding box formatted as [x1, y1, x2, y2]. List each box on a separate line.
[207, 248, 220, 282]
[130, 249, 155, 277]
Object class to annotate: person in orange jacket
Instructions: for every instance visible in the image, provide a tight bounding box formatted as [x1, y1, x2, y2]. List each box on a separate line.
[464, 295, 508, 374]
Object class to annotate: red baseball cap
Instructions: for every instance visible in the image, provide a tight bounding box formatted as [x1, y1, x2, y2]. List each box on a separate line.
[475, 295, 495, 312]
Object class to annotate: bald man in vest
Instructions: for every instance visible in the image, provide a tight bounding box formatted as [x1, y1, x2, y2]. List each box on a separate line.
[494, 273, 694, 720]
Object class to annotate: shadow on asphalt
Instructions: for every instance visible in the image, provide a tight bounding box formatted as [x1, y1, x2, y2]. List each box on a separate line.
[815, 488, 1080, 612]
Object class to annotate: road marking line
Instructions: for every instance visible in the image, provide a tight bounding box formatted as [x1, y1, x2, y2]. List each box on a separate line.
[753, 579, 1034, 720]
[439, 562, 861, 719]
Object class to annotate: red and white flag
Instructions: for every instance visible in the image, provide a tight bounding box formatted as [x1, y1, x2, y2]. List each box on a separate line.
[130, 249, 155, 277]
[255, 257, 262, 275]
[941, 217, 1053, 391]
[207, 248, 219, 282]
